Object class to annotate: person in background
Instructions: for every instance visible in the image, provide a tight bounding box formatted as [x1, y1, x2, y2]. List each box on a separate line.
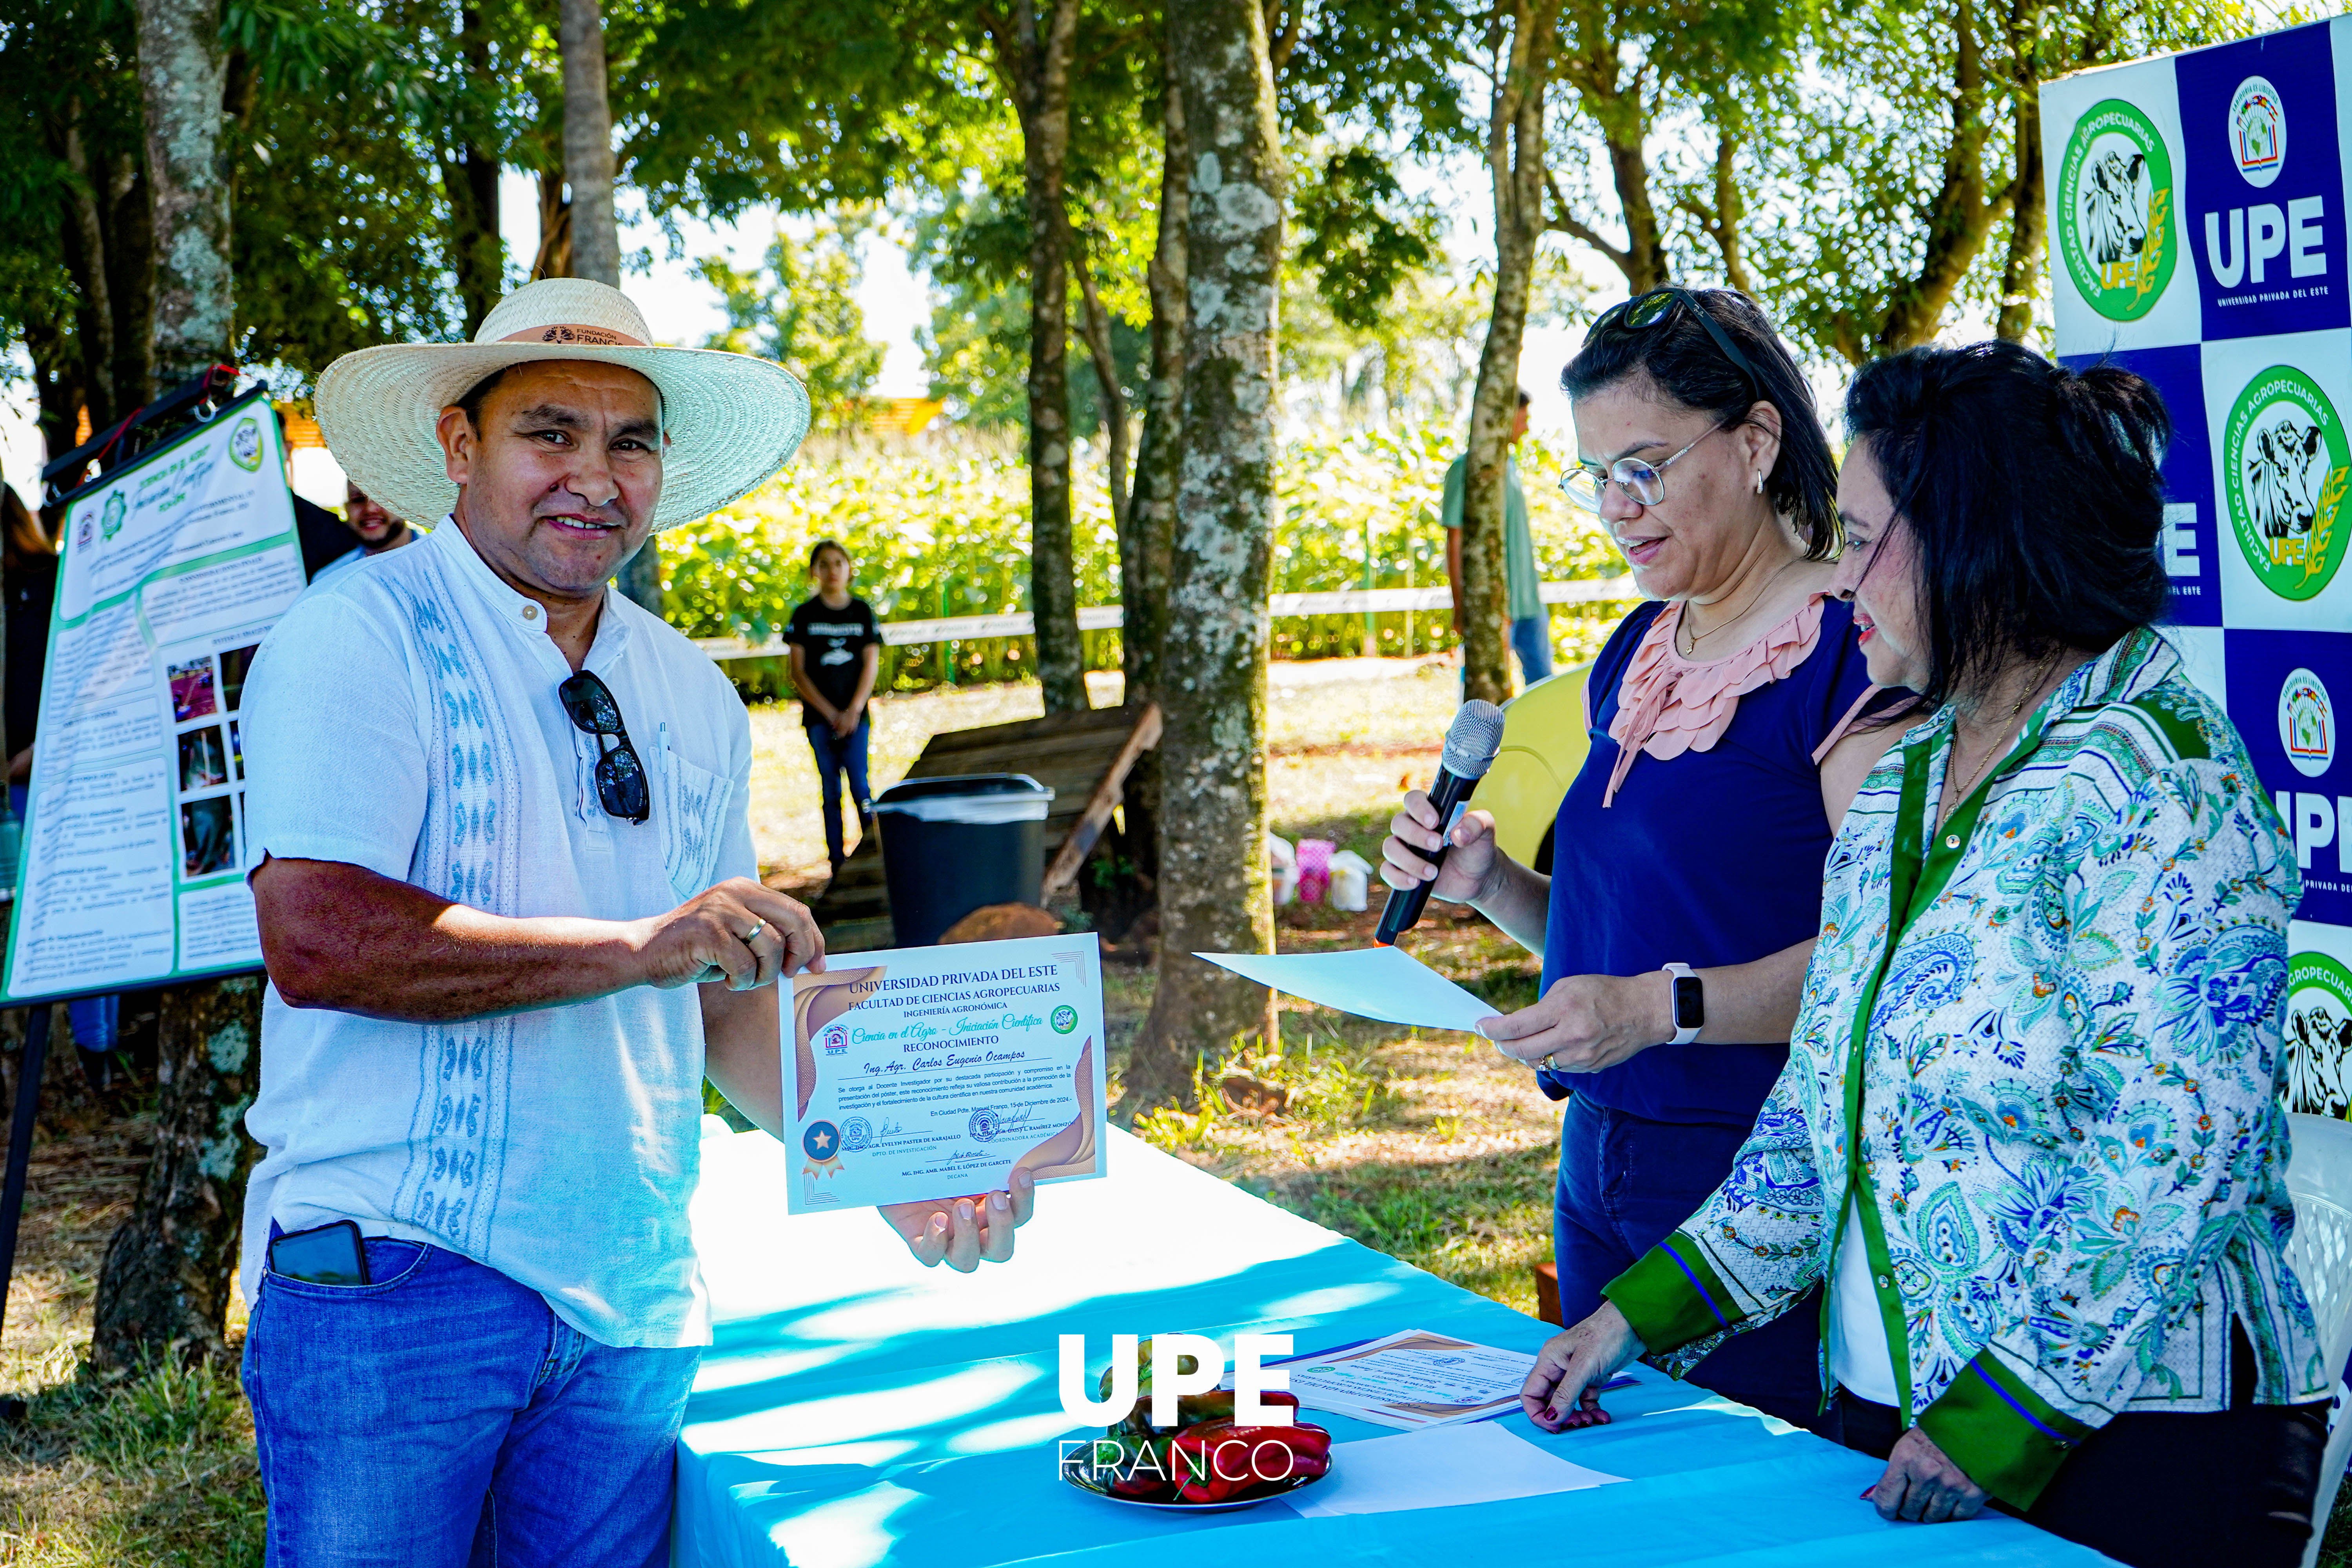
[786, 539, 880, 873]
[1444, 388, 1551, 685]
[277, 408, 368, 581]
[1521, 343, 2330, 1568]
[2, 488, 122, 1074]
[308, 483, 415, 587]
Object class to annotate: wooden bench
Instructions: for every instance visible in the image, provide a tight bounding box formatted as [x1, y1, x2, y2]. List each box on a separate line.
[807, 702, 1161, 951]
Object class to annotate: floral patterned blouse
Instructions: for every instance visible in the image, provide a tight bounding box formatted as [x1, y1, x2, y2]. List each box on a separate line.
[1604, 628, 2330, 1509]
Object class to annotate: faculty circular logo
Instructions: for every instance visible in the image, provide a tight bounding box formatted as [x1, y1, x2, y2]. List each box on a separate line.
[2058, 100, 2176, 320]
[2229, 76, 2286, 189]
[228, 414, 264, 472]
[99, 491, 127, 543]
[968, 1107, 1002, 1142]
[840, 1116, 871, 1152]
[1051, 1004, 1078, 1034]
[2287, 952, 2352, 1118]
[802, 1120, 841, 1160]
[2225, 365, 2351, 601]
[2280, 668, 2335, 779]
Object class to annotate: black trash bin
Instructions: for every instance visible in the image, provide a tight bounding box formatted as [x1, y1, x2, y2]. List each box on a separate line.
[874, 773, 1056, 946]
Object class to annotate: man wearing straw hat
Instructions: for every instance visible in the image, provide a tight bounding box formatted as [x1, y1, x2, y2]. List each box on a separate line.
[235, 279, 1034, 1564]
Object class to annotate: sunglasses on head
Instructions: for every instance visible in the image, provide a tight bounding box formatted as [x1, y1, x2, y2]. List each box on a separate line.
[1560, 288, 1771, 515]
[557, 670, 650, 824]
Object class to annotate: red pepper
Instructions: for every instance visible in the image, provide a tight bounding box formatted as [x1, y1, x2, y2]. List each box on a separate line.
[1170, 1419, 1332, 1503]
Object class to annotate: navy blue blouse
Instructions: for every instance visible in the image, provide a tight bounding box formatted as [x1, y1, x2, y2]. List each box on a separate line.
[1538, 597, 1881, 1125]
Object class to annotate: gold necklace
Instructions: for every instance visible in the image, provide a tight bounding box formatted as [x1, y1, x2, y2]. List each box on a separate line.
[1938, 649, 2061, 829]
[1676, 560, 1790, 658]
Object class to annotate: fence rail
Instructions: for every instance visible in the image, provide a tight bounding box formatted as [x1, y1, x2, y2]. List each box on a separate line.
[693, 574, 1639, 661]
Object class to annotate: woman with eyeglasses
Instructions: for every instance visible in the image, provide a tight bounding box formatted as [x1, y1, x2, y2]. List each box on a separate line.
[1382, 287, 1903, 1428]
[1519, 341, 2329, 1568]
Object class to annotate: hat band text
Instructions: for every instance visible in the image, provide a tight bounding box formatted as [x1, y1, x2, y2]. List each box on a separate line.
[495, 323, 650, 348]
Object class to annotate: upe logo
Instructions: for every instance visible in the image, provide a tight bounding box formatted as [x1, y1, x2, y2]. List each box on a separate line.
[2059, 99, 2175, 319]
[2288, 951, 2352, 1118]
[2225, 365, 2351, 601]
[2230, 76, 2286, 188]
[1058, 1333, 1296, 1427]
[227, 414, 265, 472]
[820, 1024, 848, 1056]
[2281, 668, 2335, 779]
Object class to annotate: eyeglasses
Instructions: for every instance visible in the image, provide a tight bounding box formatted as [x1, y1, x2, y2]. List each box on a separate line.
[557, 670, 650, 823]
[1593, 286, 1768, 400]
[1561, 422, 1730, 512]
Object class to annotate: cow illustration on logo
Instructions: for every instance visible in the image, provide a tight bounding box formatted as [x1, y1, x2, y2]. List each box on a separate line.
[227, 414, 265, 472]
[2057, 100, 2175, 321]
[2287, 952, 2352, 1118]
[2279, 668, 2334, 779]
[2229, 76, 2285, 188]
[2225, 365, 2351, 601]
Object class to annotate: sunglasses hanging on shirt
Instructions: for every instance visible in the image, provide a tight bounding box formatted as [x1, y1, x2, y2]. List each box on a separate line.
[557, 670, 651, 824]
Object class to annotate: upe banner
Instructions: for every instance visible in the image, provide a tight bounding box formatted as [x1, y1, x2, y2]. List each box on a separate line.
[2046, 17, 2352, 1116]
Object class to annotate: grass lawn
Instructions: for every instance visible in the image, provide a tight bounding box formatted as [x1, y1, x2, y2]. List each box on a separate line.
[2, 657, 2345, 1561]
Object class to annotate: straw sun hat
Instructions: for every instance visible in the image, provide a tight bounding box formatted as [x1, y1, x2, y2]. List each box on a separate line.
[312, 278, 810, 529]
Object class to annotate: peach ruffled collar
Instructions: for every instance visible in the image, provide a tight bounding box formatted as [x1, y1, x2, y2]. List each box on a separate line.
[1599, 594, 1827, 807]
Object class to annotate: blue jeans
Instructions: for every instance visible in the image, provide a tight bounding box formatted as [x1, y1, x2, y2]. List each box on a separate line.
[1553, 1093, 1824, 1429]
[243, 1236, 701, 1567]
[1510, 614, 1555, 684]
[806, 715, 871, 866]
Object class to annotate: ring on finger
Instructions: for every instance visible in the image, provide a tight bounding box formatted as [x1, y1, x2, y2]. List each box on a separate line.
[739, 918, 766, 946]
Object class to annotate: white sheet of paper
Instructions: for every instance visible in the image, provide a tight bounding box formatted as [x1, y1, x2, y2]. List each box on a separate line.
[1194, 946, 1495, 1033]
[1289, 1422, 1624, 1517]
[784, 934, 1106, 1214]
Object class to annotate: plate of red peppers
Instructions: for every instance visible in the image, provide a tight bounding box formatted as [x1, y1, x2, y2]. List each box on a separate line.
[1061, 1338, 1334, 1512]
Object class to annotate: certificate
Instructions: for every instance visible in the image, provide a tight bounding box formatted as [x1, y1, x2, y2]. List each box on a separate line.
[1245, 1330, 1550, 1429]
[784, 933, 1107, 1214]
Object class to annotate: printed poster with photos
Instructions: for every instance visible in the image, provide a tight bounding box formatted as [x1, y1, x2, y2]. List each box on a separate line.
[2044, 20, 2352, 1116]
[1, 388, 306, 1003]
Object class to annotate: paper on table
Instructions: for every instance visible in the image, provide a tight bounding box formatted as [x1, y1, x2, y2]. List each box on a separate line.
[1195, 946, 1496, 1033]
[1259, 1328, 1539, 1429]
[1289, 1422, 1624, 1517]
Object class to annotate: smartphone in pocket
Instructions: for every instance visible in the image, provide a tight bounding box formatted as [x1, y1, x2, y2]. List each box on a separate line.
[267, 1220, 370, 1285]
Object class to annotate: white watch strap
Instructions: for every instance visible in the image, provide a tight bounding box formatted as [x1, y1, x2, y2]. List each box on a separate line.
[1663, 962, 1700, 1046]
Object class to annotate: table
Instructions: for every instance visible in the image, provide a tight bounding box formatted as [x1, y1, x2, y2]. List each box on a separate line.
[676, 1125, 2110, 1567]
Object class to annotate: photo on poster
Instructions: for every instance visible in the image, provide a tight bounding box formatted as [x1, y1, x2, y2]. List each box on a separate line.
[167, 656, 218, 723]
[2177, 22, 2350, 341]
[176, 726, 228, 791]
[2202, 329, 2352, 630]
[234, 791, 250, 871]
[180, 797, 234, 879]
[218, 643, 260, 712]
[229, 719, 242, 780]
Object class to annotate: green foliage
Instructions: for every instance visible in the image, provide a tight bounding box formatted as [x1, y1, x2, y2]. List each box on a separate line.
[1291, 144, 1442, 332]
[698, 216, 885, 426]
[658, 423, 1625, 693]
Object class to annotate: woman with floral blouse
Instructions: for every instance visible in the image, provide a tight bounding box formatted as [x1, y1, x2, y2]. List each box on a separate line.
[1519, 341, 2331, 1568]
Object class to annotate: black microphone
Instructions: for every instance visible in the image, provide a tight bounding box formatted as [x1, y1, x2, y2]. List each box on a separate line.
[1376, 699, 1506, 946]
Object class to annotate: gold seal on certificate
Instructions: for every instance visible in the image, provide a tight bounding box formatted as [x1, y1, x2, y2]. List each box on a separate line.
[785, 933, 1108, 1214]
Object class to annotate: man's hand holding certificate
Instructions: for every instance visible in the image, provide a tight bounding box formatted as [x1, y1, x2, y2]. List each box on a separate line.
[786, 934, 1108, 1229]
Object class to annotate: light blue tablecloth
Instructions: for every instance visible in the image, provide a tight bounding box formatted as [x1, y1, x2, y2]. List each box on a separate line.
[675, 1126, 2111, 1566]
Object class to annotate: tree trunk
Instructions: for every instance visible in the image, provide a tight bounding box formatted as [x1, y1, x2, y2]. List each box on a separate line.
[1071, 238, 1131, 534]
[1552, 15, 1665, 295]
[558, 0, 619, 289]
[1461, 1, 1553, 708]
[443, 3, 506, 338]
[1125, 0, 1285, 1111]
[1116, 58, 1191, 905]
[136, 0, 232, 381]
[93, 978, 263, 1369]
[1995, 0, 2047, 343]
[1877, 0, 2012, 352]
[532, 169, 573, 281]
[995, 0, 1087, 713]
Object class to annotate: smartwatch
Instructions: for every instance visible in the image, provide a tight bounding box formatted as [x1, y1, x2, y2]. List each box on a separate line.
[1663, 963, 1704, 1046]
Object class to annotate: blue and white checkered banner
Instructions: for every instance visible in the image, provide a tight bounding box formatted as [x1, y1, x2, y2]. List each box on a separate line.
[2045, 18, 2352, 1114]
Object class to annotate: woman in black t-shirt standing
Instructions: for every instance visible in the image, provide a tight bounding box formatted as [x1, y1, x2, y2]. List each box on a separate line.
[786, 539, 882, 872]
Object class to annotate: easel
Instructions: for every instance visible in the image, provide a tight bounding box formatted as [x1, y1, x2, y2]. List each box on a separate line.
[0, 366, 260, 1399]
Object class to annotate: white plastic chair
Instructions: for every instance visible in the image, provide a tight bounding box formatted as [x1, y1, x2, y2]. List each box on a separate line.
[2286, 1112, 2352, 1568]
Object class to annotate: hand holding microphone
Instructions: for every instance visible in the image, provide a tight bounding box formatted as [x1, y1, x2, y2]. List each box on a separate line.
[1376, 701, 1506, 945]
